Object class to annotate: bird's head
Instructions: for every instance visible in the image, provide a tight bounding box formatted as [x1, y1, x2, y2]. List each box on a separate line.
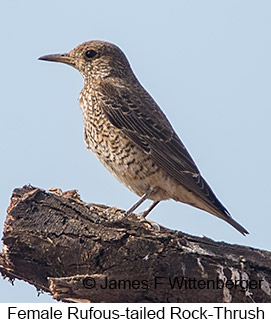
[39, 40, 133, 80]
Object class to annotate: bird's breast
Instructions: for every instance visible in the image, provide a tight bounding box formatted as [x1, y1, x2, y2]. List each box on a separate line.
[78, 88, 170, 198]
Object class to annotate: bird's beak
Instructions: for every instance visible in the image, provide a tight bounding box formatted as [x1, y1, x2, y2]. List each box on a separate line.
[38, 53, 75, 67]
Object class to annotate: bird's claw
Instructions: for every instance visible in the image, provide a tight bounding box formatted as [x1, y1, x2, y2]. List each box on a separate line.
[136, 212, 160, 231]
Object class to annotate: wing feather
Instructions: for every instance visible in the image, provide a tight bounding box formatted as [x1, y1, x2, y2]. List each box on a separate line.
[98, 79, 229, 215]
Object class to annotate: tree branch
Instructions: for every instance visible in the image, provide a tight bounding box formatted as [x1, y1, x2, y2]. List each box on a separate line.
[1, 185, 270, 302]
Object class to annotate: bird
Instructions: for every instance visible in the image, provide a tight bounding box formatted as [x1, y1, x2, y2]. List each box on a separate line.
[39, 40, 248, 235]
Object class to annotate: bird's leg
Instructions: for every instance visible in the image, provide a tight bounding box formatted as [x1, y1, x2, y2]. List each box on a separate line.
[125, 188, 157, 215]
[136, 200, 161, 231]
[139, 201, 160, 218]
[106, 188, 156, 222]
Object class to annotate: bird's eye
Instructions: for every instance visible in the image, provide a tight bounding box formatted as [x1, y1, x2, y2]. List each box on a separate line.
[85, 50, 97, 60]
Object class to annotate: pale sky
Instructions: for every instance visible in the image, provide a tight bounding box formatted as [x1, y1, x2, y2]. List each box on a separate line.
[1, 0, 270, 302]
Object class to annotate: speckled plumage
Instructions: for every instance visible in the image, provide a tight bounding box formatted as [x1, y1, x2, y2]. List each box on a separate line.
[39, 40, 248, 235]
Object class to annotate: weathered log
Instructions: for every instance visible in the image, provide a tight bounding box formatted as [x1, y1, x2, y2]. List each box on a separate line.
[0, 185, 270, 302]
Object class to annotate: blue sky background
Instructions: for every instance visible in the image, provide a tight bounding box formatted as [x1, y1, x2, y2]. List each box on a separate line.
[1, 0, 270, 302]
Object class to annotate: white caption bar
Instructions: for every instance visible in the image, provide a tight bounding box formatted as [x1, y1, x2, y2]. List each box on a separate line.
[1, 303, 270, 322]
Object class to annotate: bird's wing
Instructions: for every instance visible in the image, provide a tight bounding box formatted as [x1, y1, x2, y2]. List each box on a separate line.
[97, 79, 228, 215]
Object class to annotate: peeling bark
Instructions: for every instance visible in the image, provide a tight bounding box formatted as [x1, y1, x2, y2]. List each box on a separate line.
[1, 185, 271, 302]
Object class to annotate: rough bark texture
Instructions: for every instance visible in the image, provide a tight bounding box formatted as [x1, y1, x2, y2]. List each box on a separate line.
[1, 185, 271, 303]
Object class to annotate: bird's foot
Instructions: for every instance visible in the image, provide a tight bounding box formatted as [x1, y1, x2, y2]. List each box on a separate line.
[99, 207, 160, 231]
[135, 212, 160, 231]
